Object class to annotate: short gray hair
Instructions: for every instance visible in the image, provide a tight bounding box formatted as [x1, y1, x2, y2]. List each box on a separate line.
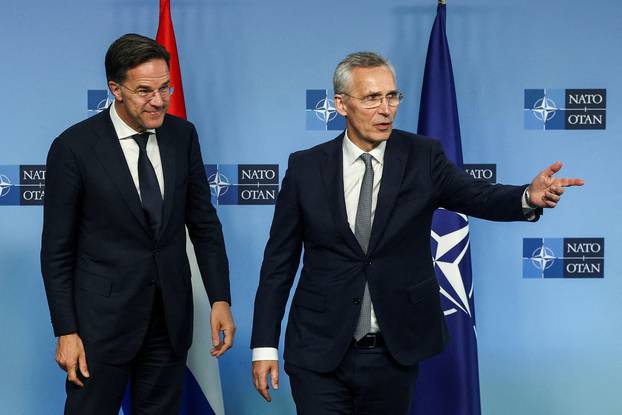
[333, 51, 396, 95]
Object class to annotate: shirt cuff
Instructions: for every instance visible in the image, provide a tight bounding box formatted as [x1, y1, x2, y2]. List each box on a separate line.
[521, 188, 538, 220]
[252, 347, 279, 361]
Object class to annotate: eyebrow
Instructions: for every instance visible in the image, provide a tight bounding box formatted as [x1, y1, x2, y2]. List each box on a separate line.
[364, 89, 399, 98]
[134, 80, 171, 90]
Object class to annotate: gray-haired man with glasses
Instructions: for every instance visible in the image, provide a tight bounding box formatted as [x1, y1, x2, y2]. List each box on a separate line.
[250, 51, 583, 414]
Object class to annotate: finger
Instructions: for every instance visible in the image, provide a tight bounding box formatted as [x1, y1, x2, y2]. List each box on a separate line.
[271, 366, 279, 390]
[78, 351, 90, 379]
[257, 369, 272, 402]
[67, 366, 84, 387]
[545, 191, 561, 203]
[556, 177, 585, 187]
[543, 161, 563, 177]
[549, 186, 564, 196]
[261, 382, 272, 402]
[223, 327, 234, 348]
[211, 321, 221, 348]
[252, 371, 260, 391]
[55, 354, 66, 371]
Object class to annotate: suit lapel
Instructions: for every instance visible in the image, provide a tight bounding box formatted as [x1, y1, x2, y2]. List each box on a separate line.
[91, 110, 152, 237]
[320, 135, 365, 257]
[368, 132, 407, 255]
[156, 122, 176, 239]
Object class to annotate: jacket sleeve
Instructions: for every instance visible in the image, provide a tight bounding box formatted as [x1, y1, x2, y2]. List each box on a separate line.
[40, 137, 82, 336]
[185, 126, 231, 305]
[250, 153, 304, 349]
[430, 139, 538, 221]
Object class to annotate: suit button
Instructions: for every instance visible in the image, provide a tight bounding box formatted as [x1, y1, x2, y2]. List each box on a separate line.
[353, 298, 361, 305]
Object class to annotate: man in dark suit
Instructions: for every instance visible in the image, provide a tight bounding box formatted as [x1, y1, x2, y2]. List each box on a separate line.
[41, 34, 235, 414]
[250, 52, 582, 414]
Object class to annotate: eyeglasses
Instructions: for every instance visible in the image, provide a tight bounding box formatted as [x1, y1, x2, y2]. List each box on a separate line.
[342, 92, 404, 109]
[119, 83, 174, 100]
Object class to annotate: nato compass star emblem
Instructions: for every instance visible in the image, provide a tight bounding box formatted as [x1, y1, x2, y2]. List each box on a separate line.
[306, 89, 346, 130]
[314, 98, 338, 123]
[430, 209, 474, 323]
[532, 96, 558, 123]
[530, 245, 556, 271]
[208, 172, 231, 198]
[0, 174, 12, 197]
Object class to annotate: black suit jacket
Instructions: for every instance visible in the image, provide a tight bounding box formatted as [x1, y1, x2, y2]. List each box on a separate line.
[251, 129, 534, 372]
[41, 108, 230, 364]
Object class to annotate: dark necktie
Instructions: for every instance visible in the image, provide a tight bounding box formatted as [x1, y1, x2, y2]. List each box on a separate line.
[132, 132, 163, 238]
[353, 153, 374, 340]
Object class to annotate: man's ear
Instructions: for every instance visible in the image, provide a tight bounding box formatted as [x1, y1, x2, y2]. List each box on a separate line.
[334, 94, 348, 117]
[108, 81, 122, 102]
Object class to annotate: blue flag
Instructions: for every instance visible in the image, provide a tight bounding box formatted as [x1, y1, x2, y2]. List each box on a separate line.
[411, 3, 481, 415]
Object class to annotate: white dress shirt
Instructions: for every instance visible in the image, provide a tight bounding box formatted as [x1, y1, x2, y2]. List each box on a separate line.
[109, 102, 165, 198]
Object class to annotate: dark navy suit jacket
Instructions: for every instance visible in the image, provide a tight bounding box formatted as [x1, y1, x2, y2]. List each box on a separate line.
[41, 108, 230, 364]
[251, 129, 532, 372]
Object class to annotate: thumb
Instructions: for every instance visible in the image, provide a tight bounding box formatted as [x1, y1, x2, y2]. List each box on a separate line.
[78, 350, 90, 378]
[543, 161, 562, 177]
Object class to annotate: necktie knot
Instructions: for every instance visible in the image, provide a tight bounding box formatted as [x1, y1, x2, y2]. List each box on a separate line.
[132, 132, 150, 152]
[360, 152, 373, 167]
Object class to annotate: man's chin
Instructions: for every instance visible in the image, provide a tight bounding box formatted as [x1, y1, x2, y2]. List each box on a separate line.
[372, 131, 392, 142]
[141, 116, 166, 129]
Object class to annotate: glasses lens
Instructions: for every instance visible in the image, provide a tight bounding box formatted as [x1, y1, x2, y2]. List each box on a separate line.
[362, 97, 381, 109]
[388, 93, 404, 107]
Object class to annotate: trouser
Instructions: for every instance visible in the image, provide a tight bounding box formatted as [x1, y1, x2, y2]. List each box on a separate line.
[64, 290, 187, 415]
[285, 334, 419, 415]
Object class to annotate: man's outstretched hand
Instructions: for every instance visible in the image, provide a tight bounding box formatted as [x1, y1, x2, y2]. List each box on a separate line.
[528, 161, 584, 208]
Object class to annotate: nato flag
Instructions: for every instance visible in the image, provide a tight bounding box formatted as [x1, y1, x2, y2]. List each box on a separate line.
[411, 3, 482, 415]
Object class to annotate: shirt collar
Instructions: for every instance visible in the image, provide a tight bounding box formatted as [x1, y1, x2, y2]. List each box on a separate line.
[109, 101, 156, 140]
[342, 130, 386, 166]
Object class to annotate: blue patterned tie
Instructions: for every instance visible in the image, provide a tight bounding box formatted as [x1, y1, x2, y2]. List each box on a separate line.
[353, 153, 374, 340]
[133, 132, 163, 238]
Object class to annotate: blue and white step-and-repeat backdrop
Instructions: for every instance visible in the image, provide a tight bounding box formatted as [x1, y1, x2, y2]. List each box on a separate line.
[1, 0, 620, 414]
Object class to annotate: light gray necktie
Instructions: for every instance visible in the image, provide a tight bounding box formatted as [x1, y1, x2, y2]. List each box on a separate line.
[353, 153, 374, 341]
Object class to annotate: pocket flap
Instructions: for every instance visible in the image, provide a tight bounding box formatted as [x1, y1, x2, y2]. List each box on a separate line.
[76, 272, 112, 297]
[408, 278, 438, 304]
[293, 288, 326, 312]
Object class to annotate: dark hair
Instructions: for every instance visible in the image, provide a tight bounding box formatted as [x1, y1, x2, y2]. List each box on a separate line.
[105, 33, 170, 83]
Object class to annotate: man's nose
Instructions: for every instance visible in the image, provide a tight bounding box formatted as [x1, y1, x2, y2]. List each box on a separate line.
[149, 91, 165, 107]
[377, 98, 391, 115]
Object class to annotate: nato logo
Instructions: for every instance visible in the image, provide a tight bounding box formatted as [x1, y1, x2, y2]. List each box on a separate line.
[306, 89, 346, 131]
[464, 164, 496, 183]
[0, 165, 46, 206]
[430, 209, 475, 323]
[524, 89, 606, 130]
[523, 238, 604, 278]
[87, 89, 114, 117]
[206, 164, 279, 206]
